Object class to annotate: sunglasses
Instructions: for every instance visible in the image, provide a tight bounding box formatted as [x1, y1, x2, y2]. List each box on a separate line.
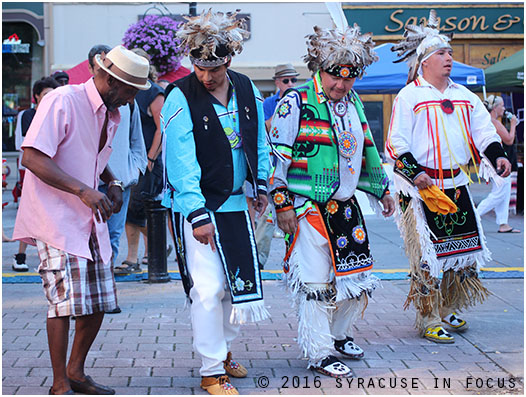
[281, 77, 297, 84]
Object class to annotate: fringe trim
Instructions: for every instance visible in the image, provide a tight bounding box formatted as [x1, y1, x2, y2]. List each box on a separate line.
[282, 252, 336, 362]
[298, 294, 335, 363]
[366, 193, 385, 217]
[282, 249, 307, 307]
[334, 272, 380, 303]
[393, 173, 422, 202]
[441, 268, 491, 311]
[441, 251, 488, 273]
[393, 191, 441, 278]
[229, 300, 271, 325]
[479, 157, 505, 187]
[404, 268, 441, 318]
[284, 248, 379, 304]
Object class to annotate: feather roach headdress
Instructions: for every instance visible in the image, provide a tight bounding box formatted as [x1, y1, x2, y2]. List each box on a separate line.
[177, 9, 249, 67]
[391, 9, 452, 84]
[303, 23, 378, 79]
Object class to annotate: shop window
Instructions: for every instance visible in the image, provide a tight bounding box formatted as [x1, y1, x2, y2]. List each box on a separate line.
[2, 22, 43, 152]
[362, 101, 384, 156]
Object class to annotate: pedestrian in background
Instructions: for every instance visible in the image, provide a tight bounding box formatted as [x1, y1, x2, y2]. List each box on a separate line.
[477, 95, 520, 233]
[12, 76, 59, 272]
[255, 63, 300, 269]
[263, 63, 300, 130]
[121, 47, 166, 270]
[51, 70, 69, 86]
[86, 44, 148, 282]
[386, 10, 511, 344]
[12, 45, 150, 395]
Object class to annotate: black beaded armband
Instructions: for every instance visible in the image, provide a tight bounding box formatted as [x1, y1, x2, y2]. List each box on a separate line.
[270, 187, 294, 213]
[394, 152, 425, 184]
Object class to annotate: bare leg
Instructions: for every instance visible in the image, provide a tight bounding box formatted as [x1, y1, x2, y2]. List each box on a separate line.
[66, 312, 104, 381]
[47, 316, 72, 394]
[18, 241, 28, 254]
[140, 226, 148, 251]
[124, 223, 141, 263]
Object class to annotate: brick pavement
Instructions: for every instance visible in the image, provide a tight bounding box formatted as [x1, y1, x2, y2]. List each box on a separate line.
[2, 279, 523, 395]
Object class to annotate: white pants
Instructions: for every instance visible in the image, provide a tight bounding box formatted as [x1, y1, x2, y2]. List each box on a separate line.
[292, 217, 363, 363]
[477, 176, 512, 225]
[184, 220, 240, 376]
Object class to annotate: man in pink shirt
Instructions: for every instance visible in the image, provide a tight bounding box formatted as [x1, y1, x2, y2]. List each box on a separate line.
[13, 45, 150, 395]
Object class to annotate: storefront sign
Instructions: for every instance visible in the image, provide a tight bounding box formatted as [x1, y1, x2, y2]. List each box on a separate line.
[2, 33, 30, 53]
[470, 44, 524, 67]
[342, 4, 523, 38]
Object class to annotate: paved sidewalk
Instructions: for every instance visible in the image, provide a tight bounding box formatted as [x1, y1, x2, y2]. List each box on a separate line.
[2, 279, 523, 395]
[2, 153, 523, 394]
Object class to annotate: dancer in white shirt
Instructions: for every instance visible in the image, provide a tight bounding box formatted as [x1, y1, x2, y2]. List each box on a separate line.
[386, 10, 511, 344]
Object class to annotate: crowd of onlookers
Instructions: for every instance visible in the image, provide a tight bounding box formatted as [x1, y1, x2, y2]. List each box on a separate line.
[4, 49, 312, 278]
[5, 44, 172, 283]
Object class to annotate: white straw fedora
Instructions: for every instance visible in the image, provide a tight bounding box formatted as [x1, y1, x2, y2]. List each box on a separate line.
[95, 45, 151, 90]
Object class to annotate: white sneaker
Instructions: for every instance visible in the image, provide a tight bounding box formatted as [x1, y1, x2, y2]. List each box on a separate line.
[12, 253, 29, 272]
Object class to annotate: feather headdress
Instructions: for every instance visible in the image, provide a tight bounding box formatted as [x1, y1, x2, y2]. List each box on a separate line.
[303, 23, 378, 78]
[391, 9, 452, 84]
[177, 9, 249, 67]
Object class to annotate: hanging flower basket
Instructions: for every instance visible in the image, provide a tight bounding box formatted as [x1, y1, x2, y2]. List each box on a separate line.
[122, 15, 184, 74]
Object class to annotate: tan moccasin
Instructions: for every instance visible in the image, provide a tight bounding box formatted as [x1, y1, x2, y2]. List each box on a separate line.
[223, 352, 247, 378]
[201, 375, 239, 395]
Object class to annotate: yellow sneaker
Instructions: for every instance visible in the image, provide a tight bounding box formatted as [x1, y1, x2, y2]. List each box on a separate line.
[223, 352, 247, 378]
[201, 375, 239, 395]
[442, 312, 469, 332]
[424, 326, 455, 344]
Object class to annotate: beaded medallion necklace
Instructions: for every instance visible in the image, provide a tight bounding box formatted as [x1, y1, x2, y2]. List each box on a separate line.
[329, 94, 358, 175]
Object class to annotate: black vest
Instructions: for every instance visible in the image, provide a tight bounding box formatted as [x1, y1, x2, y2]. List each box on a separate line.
[167, 70, 259, 211]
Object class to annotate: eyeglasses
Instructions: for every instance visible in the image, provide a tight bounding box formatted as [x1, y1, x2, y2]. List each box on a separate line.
[281, 77, 297, 84]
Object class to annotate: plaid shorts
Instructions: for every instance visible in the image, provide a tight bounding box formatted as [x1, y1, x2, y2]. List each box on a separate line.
[35, 231, 118, 318]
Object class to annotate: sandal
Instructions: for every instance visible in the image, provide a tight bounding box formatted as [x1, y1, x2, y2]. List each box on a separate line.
[498, 228, 521, 233]
[114, 260, 142, 275]
[424, 326, 455, 344]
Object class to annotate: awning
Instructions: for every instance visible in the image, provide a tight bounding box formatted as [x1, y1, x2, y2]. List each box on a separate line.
[484, 49, 524, 92]
[353, 43, 486, 94]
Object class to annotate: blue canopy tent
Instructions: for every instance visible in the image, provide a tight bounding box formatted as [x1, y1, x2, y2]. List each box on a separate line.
[353, 43, 486, 94]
